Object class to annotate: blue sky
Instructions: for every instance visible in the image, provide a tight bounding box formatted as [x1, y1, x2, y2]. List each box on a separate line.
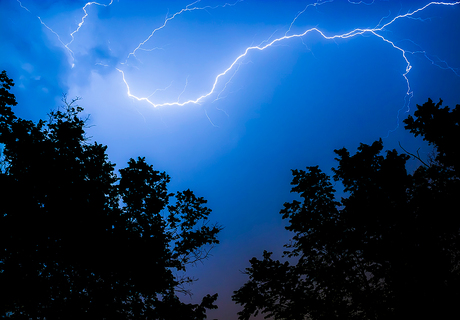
[1, 0, 460, 318]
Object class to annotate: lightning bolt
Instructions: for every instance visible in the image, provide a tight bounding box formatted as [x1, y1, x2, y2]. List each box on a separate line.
[212, 62, 244, 104]
[17, 0, 460, 131]
[148, 81, 174, 99]
[204, 109, 219, 127]
[177, 76, 190, 104]
[125, 0, 243, 63]
[67, 1, 114, 47]
[119, 1, 460, 114]
[17, 0, 113, 68]
[17, 0, 75, 64]
[402, 39, 460, 77]
[285, 0, 333, 37]
[16, 0, 30, 12]
[348, 0, 376, 5]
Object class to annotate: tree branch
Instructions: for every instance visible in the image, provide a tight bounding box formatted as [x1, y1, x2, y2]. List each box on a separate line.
[398, 142, 429, 167]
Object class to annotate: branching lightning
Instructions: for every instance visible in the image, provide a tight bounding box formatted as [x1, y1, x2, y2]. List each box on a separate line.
[177, 76, 190, 104]
[17, 0, 113, 68]
[17, 0, 460, 130]
[403, 39, 460, 77]
[124, 0, 243, 63]
[17, 0, 75, 64]
[118, 1, 460, 115]
[285, 0, 333, 37]
[148, 81, 174, 99]
[212, 62, 245, 104]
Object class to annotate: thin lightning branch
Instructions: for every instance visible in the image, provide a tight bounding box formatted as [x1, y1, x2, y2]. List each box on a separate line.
[204, 109, 219, 127]
[118, 0, 460, 123]
[348, 0, 376, 5]
[125, 0, 243, 63]
[17, 0, 30, 12]
[67, 1, 114, 47]
[177, 76, 189, 103]
[258, 29, 281, 47]
[215, 105, 231, 118]
[423, 54, 460, 77]
[285, 0, 333, 36]
[139, 47, 165, 52]
[35, 17, 69, 49]
[374, 10, 393, 30]
[37, 17, 75, 64]
[401, 39, 460, 77]
[406, 16, 433, 23]
[213, 62, 244, 103]
[371, 30, 414, 135]
[17, 0, 75, 64]
[148, 81, 174, 99]
[299, 37, 316, 55]
[134, 107, 147, 123]
[17, 0, 113, 68]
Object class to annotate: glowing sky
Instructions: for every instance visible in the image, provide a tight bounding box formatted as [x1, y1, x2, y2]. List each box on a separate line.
[1, 0, 460, 318]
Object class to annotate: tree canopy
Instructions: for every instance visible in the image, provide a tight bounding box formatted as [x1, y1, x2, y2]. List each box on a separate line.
[232, 98, 460, 319]
[0, 70, 221, 320]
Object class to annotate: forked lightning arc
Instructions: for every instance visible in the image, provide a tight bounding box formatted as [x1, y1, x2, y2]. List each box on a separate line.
[17, 0, 460, 126]
[116, 1, 460, 112]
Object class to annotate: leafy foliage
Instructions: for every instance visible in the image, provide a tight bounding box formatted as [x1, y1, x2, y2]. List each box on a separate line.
[233, 99, 460, 319]
[404, 98, 460, 173]
[0, 71, 220, 320]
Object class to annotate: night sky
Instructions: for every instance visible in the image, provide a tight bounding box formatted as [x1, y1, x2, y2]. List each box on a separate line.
[1, 0, 460, 319]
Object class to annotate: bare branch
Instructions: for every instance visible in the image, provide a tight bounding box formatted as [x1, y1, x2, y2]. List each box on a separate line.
[398, 142, 429, 167]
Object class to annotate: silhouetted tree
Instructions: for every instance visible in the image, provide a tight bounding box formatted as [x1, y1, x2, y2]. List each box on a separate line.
[233, 98, 460, 320]
[0, 71, 221, 320]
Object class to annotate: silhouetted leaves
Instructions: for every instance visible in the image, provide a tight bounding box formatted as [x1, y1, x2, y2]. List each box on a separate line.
[404, 98, 460, 171]
[0, 71, 220, 320]
[233, 99, 460, 319]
